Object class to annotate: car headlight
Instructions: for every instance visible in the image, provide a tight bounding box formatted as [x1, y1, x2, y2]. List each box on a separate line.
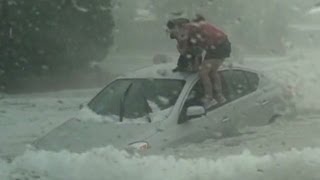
[128, 141, 150, 151]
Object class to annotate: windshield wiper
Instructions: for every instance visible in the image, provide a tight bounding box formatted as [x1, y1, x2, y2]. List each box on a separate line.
[141, 92, 152, 123]
[119, 83, 133, 122]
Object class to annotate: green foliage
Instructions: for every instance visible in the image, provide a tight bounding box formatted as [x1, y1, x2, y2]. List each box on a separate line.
[0, 0, 114, 91]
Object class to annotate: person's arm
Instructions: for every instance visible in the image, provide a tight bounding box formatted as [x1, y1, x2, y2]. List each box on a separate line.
[176, 40, 188, 54]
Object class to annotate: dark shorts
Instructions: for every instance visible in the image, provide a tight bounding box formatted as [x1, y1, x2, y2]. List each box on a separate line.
[204, 39, 231, 60]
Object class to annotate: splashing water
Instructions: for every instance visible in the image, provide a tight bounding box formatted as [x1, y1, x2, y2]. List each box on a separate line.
[1, 147, 320, 180]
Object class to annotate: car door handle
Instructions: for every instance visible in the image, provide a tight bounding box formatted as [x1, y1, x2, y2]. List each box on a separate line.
[261, 100, 270, 105]
[222, 117, 230, 122]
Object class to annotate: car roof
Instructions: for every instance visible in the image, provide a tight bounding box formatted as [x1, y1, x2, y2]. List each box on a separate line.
[119, 62, 260, 80]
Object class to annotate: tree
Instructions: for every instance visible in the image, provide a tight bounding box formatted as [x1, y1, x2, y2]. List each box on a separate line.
[0, 0, 114, 92]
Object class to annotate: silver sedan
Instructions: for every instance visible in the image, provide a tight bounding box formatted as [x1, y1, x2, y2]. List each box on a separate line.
[33, 62, 292, 154]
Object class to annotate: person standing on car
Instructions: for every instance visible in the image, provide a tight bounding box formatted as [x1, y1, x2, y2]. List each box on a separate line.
[167, 15, 231, 108]
[192, 15, 231, 108]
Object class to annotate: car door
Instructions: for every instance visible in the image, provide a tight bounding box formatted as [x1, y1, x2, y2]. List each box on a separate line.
[164, 81, 217, 146]
[144, 80, 212, 150]
[169, 79, 236, 146]
[245, 71, 275, 122]
[253, 73, 285, 121]
[221, 69, 267, 127]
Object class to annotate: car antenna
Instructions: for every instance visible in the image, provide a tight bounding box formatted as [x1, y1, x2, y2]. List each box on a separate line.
[119, 83, 133, 122]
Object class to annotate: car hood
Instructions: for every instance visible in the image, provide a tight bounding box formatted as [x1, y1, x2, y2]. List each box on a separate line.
[33, 117, 160, 153]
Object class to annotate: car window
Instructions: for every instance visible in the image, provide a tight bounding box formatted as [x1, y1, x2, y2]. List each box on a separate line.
[245, 71, 260, 91]
[88, 79, 185, 121]
[222, 70, 251, 100]
[178, 76, 229, 124]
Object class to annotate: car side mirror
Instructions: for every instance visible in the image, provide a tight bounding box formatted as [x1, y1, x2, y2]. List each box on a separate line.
[186, 106, 206, 118]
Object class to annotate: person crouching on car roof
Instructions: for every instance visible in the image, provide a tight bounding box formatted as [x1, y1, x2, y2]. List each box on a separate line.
[167, 15, 231, 108]
[166, 18, 203, 72]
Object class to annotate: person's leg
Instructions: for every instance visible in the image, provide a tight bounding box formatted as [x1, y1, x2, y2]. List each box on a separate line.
[205, 39, 231, 103]
[199, 60, 216, 107]
[209, 59, 226, 103]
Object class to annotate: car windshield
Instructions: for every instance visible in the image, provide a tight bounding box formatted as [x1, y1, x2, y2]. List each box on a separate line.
[88, 79, 185, 120]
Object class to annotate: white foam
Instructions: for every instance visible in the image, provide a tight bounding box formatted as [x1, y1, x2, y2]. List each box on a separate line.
[1, 147, 320, 180]
[259, 50, 320, 111]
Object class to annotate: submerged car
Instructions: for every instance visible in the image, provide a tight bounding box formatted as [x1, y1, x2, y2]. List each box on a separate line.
[33, 62, 292, 154]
